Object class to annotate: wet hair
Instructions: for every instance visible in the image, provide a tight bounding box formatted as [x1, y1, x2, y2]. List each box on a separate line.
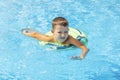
[52, 17, 69, 29]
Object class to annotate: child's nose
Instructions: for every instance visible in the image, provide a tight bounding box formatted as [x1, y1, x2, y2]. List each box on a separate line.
[61, 33, 65, 37]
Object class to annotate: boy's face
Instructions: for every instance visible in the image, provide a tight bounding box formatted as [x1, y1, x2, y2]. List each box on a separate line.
[52, 25, 69, 43]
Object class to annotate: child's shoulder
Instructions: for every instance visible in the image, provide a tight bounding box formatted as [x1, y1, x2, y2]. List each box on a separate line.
[45, 35, 54, 42]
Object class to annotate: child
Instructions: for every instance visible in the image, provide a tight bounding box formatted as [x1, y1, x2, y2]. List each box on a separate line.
[22, 17, 89, 59]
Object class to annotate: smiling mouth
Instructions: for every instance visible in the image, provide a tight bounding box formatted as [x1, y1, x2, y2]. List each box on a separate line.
[60, 37, 65, 39]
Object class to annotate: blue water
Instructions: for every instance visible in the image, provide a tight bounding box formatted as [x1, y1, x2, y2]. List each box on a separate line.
[0, 0, 120, 80]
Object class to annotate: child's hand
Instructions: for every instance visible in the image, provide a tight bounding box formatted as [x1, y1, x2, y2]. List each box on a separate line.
[71, 56, 82, 60]
[22, 28, 36, 36]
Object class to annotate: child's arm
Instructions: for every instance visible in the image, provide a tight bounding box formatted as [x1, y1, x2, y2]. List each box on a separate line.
[69, 36, 89, 59]
[78, 44, 89, 59]
[22, 28, 52, 42]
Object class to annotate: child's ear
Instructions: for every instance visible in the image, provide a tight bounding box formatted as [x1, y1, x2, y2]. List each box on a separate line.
[67, 28, 69, 32]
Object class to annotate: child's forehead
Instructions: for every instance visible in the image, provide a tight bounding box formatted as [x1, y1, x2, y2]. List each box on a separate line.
[54, 25, 68, 30]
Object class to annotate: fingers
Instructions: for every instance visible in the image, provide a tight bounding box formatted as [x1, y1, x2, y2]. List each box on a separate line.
[71, 56, 82, 60]
[21, 28, 36, 36]
[22, 28, 32, 33]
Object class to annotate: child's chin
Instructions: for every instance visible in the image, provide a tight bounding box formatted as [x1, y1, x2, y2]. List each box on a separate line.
[58, 39, 66, 43]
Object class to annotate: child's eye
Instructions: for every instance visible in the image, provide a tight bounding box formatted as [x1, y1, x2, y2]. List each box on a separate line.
[64, 31, 68, 33]
[58, 32, 62, 33]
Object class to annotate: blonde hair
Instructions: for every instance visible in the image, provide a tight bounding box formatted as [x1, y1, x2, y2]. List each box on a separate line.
[52, 17, 69, 29]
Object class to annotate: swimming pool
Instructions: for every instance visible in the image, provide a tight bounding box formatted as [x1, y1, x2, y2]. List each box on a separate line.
[0, 0, 120, 80]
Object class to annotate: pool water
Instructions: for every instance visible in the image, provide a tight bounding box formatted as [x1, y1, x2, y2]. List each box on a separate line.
[0, 0, 120, 80]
